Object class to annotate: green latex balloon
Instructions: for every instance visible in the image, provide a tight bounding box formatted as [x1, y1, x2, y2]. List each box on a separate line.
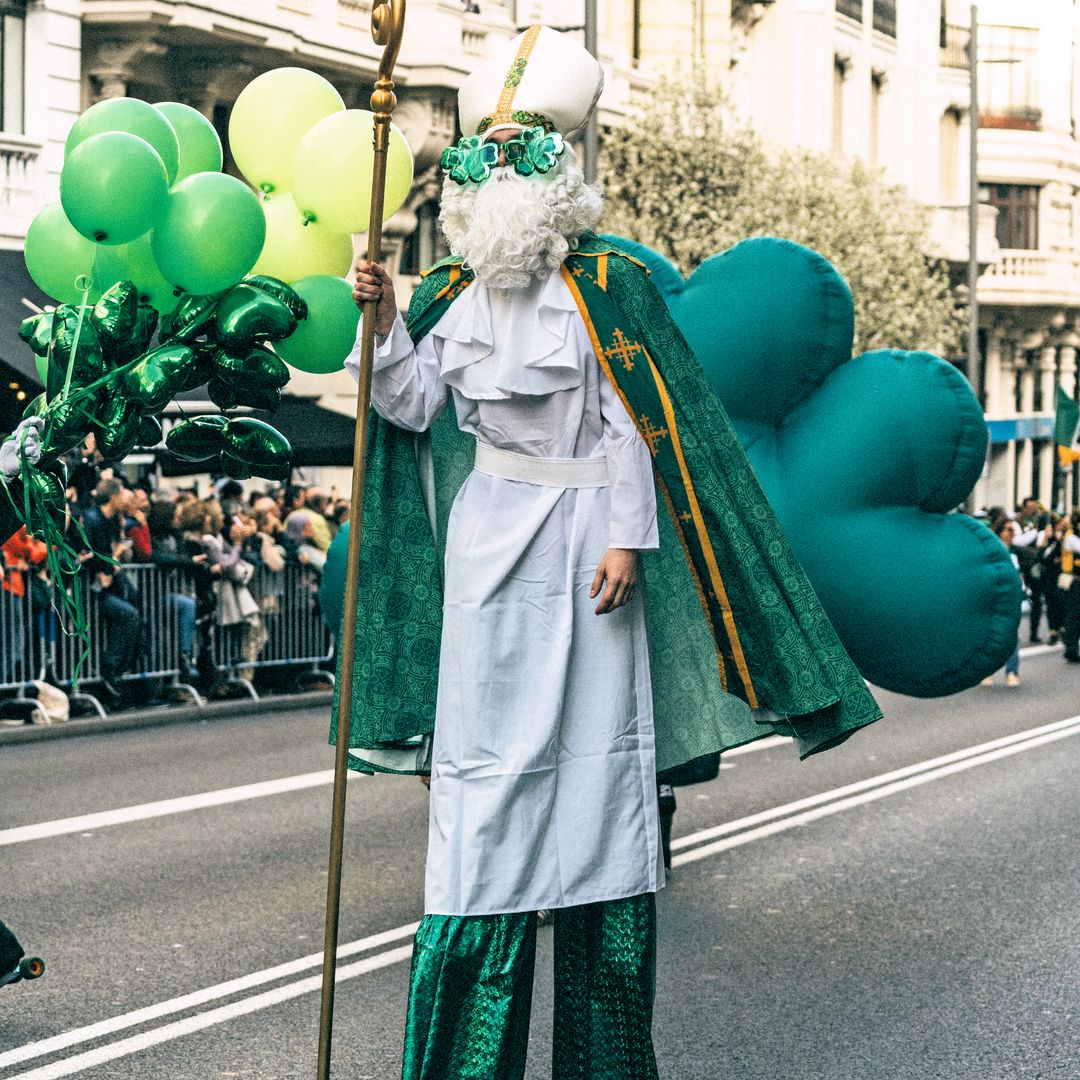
[244, 275, 309, 320]
[119, 342, 195, 413]
[160, 294, 220, 343]
[66, 97, 180, 184]
[214, 284, 297, 350]
[61, 131, 170, 245]
[92, 232, 181, 314]
[152, 173, 266, 296]
[24, 203, 99, 305]
[211, 344, 290, 389]
[95, 395, 142, 460]
[221, 416, 291, 469]
[135, 414, 163, 448]
[19, 312, 54, 357]
[273, 274, 358, 375]
[153, 102, 223, 181]
[47, 307, 104, 401]
[166, 414, 228, 462]
[91, 281, 139, 361]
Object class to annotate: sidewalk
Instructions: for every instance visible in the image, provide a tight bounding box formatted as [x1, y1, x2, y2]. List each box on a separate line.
[0, 690, 335, 746]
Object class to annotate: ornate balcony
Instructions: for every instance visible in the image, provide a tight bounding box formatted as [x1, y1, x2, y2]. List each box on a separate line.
[926, 204, 1000, 268]
[978, 250, 1080, 308]
[0, 133, 43, 242]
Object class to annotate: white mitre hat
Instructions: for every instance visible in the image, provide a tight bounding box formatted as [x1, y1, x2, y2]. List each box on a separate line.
[458, 25, 604, 139]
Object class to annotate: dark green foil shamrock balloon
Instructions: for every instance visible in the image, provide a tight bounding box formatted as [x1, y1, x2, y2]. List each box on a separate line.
[95, 395, 142, 461]
[220, 416, 292, 480]
[39, 394, 95, 458]
[160, 293, 220, 343]
[90, 281, 139, 361]
[243, 275, 309, 320]
[211, 345, 290, 390]
[18, 312, 54, 357]
[165, 414, 228, 462]
[135, 415, 162, 448]
[214, 283, 297, 350]
[47, 306, 104, 401]
[119, 341, 195, 413]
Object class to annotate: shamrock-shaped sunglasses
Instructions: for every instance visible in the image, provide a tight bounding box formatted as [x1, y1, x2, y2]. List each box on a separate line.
[440, 126, 566, 186]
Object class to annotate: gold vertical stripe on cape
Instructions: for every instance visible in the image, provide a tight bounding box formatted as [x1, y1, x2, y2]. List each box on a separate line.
[492, 24, 543, 123]
[560, 261, 746, 699]
[643, 350, 758, 708]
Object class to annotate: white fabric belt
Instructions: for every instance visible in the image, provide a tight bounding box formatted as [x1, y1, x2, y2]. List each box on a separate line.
[474, 441, 609, 488]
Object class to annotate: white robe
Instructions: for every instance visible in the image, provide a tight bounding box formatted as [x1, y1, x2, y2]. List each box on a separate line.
[346, 269, 665, 916]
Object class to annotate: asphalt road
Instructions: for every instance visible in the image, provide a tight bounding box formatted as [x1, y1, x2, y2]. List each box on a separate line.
[1, 645, 1078, 1079]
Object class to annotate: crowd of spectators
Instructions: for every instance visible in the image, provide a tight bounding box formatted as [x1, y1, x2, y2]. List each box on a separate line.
[1, 434, 348, 709]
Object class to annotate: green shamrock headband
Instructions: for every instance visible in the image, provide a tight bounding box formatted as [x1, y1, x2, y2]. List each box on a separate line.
[440, 126, 566, 186]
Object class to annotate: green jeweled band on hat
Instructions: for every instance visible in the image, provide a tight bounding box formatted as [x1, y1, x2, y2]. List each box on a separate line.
[476, 110, 556, 135]
[440, 126, 566, 186]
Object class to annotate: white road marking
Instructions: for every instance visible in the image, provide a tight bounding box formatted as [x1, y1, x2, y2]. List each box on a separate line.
[0, 771, 359, 847]
[0, 923, 418, 1071]
[7, 713, 1079, 1078]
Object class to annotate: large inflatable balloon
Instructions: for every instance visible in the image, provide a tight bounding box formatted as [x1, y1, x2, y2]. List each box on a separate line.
[318, 236, 1020, 698]
[597, 234, 1019, 697]
[24, 202, 100, 305]
[273, 274, 359, 374]
[65, 97, 181, 184]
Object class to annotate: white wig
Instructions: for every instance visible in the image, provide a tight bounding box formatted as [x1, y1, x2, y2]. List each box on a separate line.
[438, 145, 603, 290]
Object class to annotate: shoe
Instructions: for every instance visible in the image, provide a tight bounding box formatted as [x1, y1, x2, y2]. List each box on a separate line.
[980, 676, 994, 686]
[1005, 673, 1020, 687]
[1049, 632, 1060, 645]
[1065, 654, 1080, 664]
[178, 652, 199, 682]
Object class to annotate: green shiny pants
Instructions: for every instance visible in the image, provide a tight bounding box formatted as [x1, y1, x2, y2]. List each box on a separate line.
[401, 893, 658, 1080]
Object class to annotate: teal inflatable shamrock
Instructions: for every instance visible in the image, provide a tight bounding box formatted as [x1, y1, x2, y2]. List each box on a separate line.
[601, 234, 1021, 696]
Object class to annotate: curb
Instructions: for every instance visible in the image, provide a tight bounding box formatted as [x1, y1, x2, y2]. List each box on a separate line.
[0, 690, 335, 746]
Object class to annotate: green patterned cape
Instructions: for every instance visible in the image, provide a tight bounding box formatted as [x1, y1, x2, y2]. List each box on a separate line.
[331, 232, 881, 774]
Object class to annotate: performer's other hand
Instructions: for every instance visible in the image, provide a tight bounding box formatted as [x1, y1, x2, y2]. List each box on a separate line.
[352, 260, 398, 337]
[591, 548, 638, 615]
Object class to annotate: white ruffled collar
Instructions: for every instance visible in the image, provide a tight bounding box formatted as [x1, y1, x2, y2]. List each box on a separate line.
[430, 270, 585, 400]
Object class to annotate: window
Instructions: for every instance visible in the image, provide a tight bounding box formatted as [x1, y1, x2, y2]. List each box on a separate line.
[836, 0, 863, 22]
[979, 25, 1040, 130]
[981, 183, 1040, 250]
[938, 108, 962, 202]
[0, 1, 25, 135]
[873, 0, 896, 38]
[869, 72, 884, 168]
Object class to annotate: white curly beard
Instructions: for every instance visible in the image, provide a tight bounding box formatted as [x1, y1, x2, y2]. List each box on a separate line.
[438, 147, 603, 290]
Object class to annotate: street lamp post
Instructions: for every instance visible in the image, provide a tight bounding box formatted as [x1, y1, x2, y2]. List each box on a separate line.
[967, 3, 980, 402]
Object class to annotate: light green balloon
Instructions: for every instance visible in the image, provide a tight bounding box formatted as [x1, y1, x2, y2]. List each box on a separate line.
[66, 97, 181, 185]
[151, 173, 266, 296]
[153, 102, 223, 180]
[61, 131, 170, 245]
[273, 274, 359, 374]
[92, 231, 181, 314]
[23, 202, 101, 304]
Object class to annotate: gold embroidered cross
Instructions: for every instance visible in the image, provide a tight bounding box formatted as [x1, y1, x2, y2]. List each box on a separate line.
[638, 414, 669, 456]
[678, 511, 692, 523]
[604, 328, 644, 372]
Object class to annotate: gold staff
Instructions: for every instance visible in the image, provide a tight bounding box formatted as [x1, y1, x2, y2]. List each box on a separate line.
[316, 2, 406, 1076]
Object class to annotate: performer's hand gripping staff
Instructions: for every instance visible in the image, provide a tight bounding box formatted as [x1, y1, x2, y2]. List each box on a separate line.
[316, 2, 405, 1076]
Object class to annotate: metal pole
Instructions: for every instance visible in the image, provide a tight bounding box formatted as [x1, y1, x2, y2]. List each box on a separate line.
[316, 3, 405, 1077]
[584, 0, 598, 183]
[967, 3, 981, 402]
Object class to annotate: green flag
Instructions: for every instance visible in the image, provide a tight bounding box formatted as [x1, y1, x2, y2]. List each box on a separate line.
[1054, 385, 1080, 464]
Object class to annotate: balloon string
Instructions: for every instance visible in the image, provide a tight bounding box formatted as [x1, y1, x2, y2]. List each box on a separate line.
[59, 254, 97, 404]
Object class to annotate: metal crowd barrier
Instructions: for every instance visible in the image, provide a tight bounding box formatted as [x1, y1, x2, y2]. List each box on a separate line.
[1, 560, 334, 719]
[0, 583, 50, 723]
[211, 561, 335, 699]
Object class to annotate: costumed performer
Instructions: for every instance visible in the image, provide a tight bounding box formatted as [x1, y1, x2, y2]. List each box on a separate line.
[343, 25, 883, 1080]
